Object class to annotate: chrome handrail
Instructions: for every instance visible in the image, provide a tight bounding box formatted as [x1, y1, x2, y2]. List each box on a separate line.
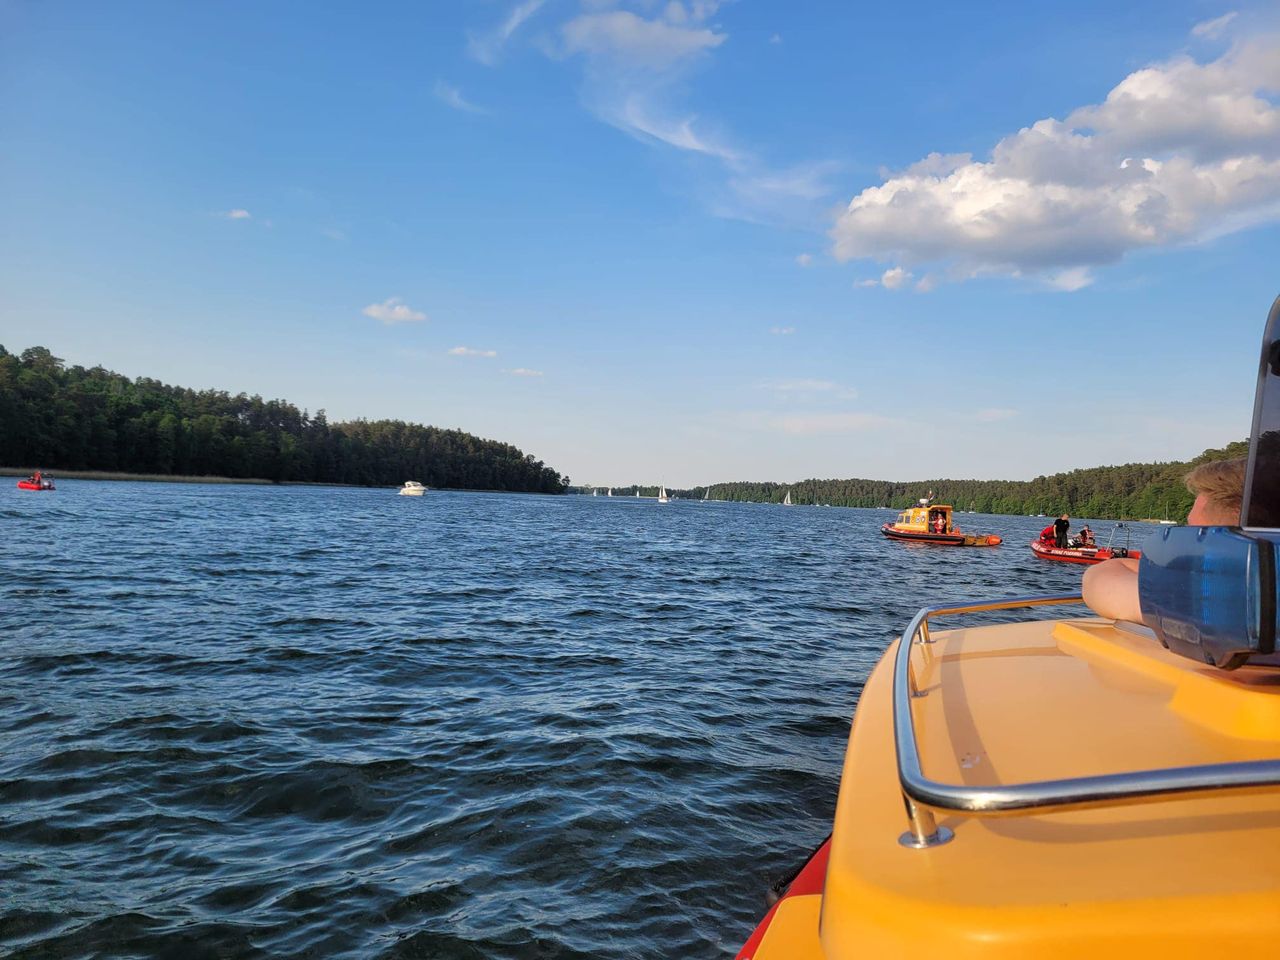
[893, 594, 1280, 847]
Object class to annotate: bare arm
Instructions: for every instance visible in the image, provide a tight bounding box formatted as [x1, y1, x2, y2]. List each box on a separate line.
[1082, 557, 1142, 622]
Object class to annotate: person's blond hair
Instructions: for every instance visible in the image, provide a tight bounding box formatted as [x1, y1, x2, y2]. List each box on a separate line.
[1184, 457, 1246, 514]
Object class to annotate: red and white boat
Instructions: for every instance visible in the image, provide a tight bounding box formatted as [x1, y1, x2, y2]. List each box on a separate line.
[17, 474, 55, 491]
[1030, 524, 1139, 565]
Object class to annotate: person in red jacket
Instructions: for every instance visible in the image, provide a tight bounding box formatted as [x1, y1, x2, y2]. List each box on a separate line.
[1039, 522, 1056, 543]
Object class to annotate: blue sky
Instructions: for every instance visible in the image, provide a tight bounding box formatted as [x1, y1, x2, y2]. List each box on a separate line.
[2, 1, 1279, 487]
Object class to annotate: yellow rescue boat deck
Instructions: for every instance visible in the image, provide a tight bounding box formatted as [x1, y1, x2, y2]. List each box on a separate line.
[747, 612, 1280, 959]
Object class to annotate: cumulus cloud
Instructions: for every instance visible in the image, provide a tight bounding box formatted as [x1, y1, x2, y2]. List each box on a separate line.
[468, 0, 545, 65]
[434, 80, 487, 114]
[769, 325, 795, 335]
[448, 346, 498, 357]
[831, 35, 1280, 287]
[506, 367, 544, 377]
[880, 266, 913, 289]
[219, 209, 251, 220]
[362, 297, 428, 324]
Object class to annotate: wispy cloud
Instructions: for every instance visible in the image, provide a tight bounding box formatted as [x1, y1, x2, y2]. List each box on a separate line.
[561, 8, 725, 70]
[321, 227, 346, 241]
[831, 33, 1280, 289]
[975, 408, 1018, 422]
[767, 412, 895, 435]
[469, 0, 546, 66]
[506, 367, 544, 377]
[1191, 11, 1237, 39]
[761, 378, 859, 401]
[448, 345, 498, 357]
[362, 297, 428, 324]
[434, 80, 487, 114]
[769, 325, 795, 335]
[217, 209, 252, 220]
[553, 2, 836, 225]
[794, 252, 813, 267]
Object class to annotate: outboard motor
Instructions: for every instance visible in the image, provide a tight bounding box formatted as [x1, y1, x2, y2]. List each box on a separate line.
[1139, 295, 1280, 669]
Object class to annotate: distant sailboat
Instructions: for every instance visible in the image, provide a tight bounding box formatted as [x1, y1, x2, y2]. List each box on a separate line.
[782, 489, 792, 506]
[635, 489, 641, 498]
[592, 488, 598, 497]
[658, 485, 669, 504]
[607, 487, 613, 497]
[702, 487, 709, 503]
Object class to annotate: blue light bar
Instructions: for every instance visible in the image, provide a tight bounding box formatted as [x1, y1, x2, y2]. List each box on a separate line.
[1139, 526, 1278, 669]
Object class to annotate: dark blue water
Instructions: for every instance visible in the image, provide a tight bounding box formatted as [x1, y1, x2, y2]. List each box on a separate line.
[0, 482, 1148, 958]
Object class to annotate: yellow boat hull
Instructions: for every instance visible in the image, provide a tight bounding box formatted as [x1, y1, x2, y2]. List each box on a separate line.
[739, 615, 1280, 959]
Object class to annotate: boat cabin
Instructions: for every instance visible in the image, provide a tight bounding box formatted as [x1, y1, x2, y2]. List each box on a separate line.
[893, 503, 953, 534]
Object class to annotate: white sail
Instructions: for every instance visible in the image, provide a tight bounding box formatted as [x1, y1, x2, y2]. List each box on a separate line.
[702, 487, 709, 502]
[607, 487, 613, 497]
[658, 485, 669, 504]
[783, 489, 792, 506]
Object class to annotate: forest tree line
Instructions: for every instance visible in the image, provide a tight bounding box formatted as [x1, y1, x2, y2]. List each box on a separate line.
[576, 441, 1248, 521]
[0, 346, 570, 493]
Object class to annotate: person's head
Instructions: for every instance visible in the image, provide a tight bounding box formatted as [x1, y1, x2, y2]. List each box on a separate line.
[1060, 514, 1069, 521]
[1185, 457, 1246, 525]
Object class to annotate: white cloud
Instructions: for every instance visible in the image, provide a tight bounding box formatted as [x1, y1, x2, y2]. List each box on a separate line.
[794, 252, 813, 267]
[434, 80, 487, 114]
[769, 33, 782, 45]
[1045, 266, 1094, 291]
[880, 266, 913, 290]
[769, 325, 795, 335]
[768, 412, 894, 435]
[362, 297, 428, 324]
[1191, 11, 1237, 39]
[506, 367, 544, 377]
[914, 274, 938, 292]
[762, 378, 859, 401]
[468, 0, 545, 65]
[448, 346, 498, 357]
[831, 36, 1280, 288]
[975, 408, 1018, 422]
[219, 209, 251, 220]
[853, 278, 879, 288]
[554, 3, 835, 226]
[561, 9, 725, 71]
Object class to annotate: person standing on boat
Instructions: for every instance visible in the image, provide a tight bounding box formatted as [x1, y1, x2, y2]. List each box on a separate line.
[1053, 514, 1070, 548]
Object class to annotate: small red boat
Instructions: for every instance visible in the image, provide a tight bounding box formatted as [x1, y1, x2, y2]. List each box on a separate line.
[1030, 524, 1139, 565]
[17, 473, 55, 491]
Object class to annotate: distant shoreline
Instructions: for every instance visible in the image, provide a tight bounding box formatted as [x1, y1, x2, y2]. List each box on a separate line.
[2, 467, 335, 487]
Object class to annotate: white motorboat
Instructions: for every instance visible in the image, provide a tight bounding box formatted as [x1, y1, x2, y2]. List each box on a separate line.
[398, 481, 427, 496]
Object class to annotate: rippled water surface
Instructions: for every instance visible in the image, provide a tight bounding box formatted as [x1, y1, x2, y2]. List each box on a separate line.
[1, 482, 1150, 958]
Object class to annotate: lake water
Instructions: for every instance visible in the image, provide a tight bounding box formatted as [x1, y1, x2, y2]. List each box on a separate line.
[0, 482, 1148, 958]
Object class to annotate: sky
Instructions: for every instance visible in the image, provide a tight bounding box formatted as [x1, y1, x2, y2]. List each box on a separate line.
[2, 1, 1279, 488]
